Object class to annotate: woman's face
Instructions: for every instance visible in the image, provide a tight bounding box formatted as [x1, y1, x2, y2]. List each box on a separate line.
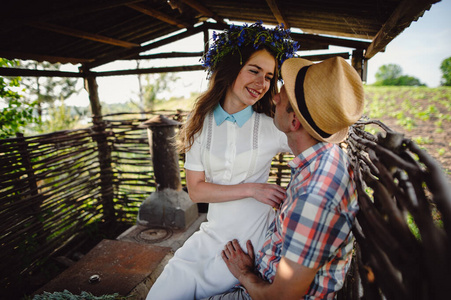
[224, 49, 276, 113]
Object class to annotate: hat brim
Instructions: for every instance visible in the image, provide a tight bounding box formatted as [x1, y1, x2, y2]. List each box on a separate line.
[281, 58, 349, 143]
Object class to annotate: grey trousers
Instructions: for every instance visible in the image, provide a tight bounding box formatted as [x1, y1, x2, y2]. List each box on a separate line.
[201, 287, 252, 300]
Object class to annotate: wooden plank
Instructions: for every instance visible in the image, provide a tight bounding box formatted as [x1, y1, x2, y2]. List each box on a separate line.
[29, 21, 140, 48]
[300, 52, 350, 62]
[84, 23, 207, 70]
[265, 0, 290, 28]
[179, 0, 226, 24]
[95, 65, 204, 77]
[126, 3, 190, 29]
[204, 22, 370, 51]
[135, 51, 204, 59]
[0, 67, 83, 78]
[291, 32, 370, 50]
[0, 50, 92, 64]
[365, 0, 438, 59]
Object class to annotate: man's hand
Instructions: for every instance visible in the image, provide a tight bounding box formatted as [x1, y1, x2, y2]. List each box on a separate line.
[222, 239, 317, 300]
[222, 239, 255, 281]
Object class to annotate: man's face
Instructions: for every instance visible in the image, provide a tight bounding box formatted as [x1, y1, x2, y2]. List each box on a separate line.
[273, 85, 291, 133]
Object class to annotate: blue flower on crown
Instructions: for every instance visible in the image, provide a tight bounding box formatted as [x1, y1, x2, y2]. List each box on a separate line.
[201, 21, 300, 79]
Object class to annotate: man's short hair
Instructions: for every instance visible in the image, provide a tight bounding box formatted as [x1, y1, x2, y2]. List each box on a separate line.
[286, 100, 293, 113]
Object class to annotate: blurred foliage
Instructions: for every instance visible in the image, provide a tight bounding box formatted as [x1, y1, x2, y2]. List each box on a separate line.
[0, 58, 40, 138]
[440, 56, 451, 86]
[135, 72, 180, 111]
[20, 61, 80, 119]
[373, 64, 426, 86]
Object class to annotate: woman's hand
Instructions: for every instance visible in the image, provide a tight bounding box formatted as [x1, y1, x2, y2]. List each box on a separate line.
[246, 183, 286, 208]
[186, 169, 285, 207]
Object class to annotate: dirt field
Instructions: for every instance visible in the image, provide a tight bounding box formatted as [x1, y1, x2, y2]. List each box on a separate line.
[363, 86, 451, 181]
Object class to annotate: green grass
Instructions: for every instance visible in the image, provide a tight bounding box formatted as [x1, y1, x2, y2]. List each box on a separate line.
[363, 86, 451, 132]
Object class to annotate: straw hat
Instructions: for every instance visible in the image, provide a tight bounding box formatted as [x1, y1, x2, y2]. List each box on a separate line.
[281, 56, 364, 143]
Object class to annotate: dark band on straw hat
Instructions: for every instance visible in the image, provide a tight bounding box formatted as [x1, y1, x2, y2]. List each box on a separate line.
[294, 66, 331, 139]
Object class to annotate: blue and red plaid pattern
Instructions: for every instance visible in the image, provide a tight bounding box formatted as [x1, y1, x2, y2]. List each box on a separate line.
[255, 142, 358, 299]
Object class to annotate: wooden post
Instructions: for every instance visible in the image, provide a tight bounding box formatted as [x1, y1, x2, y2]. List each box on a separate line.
[16, 132, 45, 244]
[203, 27, 209, 55]
[83, 71, 116, 225]
[351, 49, 364, 80]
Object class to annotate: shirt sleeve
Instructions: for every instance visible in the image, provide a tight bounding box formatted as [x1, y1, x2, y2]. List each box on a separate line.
[183, 132, 204, 171]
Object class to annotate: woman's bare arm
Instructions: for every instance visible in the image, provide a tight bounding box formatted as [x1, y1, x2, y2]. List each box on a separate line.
[186, 169, 286, 208]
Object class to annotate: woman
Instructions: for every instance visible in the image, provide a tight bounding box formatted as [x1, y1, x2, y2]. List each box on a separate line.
[147, 21, 299, 300]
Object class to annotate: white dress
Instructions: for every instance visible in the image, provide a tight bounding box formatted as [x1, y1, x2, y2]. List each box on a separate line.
[146, 111, 289, 300]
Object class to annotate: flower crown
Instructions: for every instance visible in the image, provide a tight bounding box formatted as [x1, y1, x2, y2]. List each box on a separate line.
[201, 21, 300, 78]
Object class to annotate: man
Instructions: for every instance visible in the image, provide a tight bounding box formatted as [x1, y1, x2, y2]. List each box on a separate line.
[206, 56, 365, 299]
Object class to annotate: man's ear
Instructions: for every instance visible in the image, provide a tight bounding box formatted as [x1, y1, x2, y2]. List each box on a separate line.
[291, 113, 302, 131]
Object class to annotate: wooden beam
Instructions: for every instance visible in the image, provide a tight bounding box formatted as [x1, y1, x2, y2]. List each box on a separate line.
[179, 0, 226, 24]
[265, 0, 290, 28]
[84, 23, 207, 70]
[365, 0, 439, 59]
[291, 32, 370, 50]
[300, 52, 350, 62]
[203, 21, 369, 51]
[205, 22, 370, 50]
[298, 43, 329, 51]
[0, 50, 92, 64]
[0, 67, 83, 78]
[94, 65, 204, 77]
[29, 21, 140, 48]
[134, 51, 204, 59]
[3, 0, 145, 24]
[0, 64, 205, 78]
[126, 3, 190, 29]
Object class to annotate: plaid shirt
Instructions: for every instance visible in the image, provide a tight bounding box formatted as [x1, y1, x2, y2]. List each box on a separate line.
[255, 142, 358, 299]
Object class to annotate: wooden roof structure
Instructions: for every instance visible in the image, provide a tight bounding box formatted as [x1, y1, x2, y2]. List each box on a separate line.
[0, 0, 440, 80]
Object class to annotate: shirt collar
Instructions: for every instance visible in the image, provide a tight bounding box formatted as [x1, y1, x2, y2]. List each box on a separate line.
[288, 142, 333, 169]
[213, 104, 253, 127]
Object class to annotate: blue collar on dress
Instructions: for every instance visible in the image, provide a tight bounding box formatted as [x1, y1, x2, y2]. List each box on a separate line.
[213, 104, 254, 128]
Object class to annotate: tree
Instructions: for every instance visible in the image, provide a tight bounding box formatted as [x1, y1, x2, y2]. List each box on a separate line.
[395, 75, 424, 86]
[134, 72, 180, 111]
[440, 57, 451, 86]
[21, 62, 80, 119]
[38, 102, 85, 133]
[375, 64, 403, 83]
[374, 64, 426, 86]
[0, 59, 39, 138]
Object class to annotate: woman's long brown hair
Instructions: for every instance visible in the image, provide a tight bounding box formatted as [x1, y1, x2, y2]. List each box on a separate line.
[178, 45, 279, 153]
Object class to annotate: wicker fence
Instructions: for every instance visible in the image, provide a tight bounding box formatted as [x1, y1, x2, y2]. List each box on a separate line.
[1, 112, 450, 299]
[0, 112, 155, 296]
[339, 119, 451, 300]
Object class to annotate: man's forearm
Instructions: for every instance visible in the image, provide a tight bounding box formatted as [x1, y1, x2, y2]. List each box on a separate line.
[222, 240, 312, 299]
[238, 257, 317, 300]
[238, 271, 274, 300]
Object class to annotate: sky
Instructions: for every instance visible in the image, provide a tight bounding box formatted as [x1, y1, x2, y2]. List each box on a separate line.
[66, 0, 451, 107]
